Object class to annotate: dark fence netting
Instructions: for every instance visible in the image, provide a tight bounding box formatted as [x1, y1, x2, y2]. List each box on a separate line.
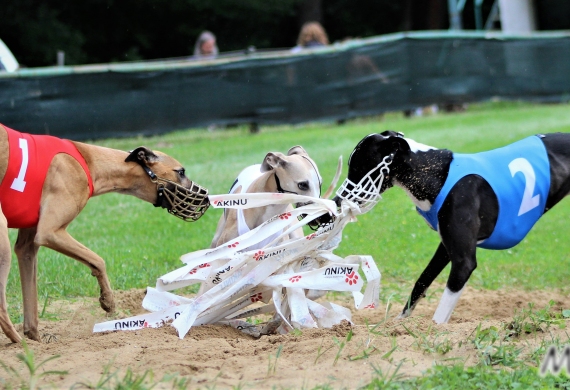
[1, 31, 570, 140]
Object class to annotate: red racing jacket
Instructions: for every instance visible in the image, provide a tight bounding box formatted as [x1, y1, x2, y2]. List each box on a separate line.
[0, 124, 94, 228]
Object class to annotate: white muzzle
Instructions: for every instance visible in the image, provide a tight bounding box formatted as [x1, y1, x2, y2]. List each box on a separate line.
[336, 154, 393, 213]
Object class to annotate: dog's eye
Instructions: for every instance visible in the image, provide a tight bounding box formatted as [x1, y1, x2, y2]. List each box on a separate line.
[297, 181, 309, 191]
[177, 168, 186, 177]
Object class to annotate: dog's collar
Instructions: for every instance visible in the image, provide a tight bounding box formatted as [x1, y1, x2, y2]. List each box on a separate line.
[273, 156, 322, 197]
[302, 155, 322, 197]
[274, 173, 298, 195]
[141, 164, 158, 182]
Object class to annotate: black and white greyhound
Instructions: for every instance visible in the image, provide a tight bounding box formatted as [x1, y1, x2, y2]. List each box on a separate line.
[324, 130, 570, 323]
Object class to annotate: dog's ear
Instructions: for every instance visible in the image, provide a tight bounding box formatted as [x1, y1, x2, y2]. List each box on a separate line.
[380, 130, 404, 138]
[125, 147, 159, 164]
[287, 145, 308, 156]
[376, 131, 408, 154]
[261, 152, 286, 172]
[391, 137, 410, 153]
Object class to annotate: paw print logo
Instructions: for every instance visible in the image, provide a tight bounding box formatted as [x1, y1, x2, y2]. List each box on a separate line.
[253, 251, 265, 261]
[169, 300, 180, 306]
[143, 321, 150, 328]
[213, 200, 219, 205]
[365, 261, 370, 268]
[250, 292, 263, 303]
[188, 267, 198, 275]
[364, 303, 376, 309]
[279, 212, 292, 220]
[228, 242, 239, 248]
[199, 263, 211, 268]
[306, 233, 317, 240]
[289, 275, 302, 283]
[345, 271, 359, 286]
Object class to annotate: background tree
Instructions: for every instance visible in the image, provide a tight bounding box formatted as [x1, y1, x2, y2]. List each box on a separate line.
[1, 0, 568, 68]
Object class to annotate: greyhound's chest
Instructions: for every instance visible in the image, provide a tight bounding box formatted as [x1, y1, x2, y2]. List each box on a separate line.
[230, 164, 283, 250]
[417, 136, 550, 250]
[0, 125, 93, 228]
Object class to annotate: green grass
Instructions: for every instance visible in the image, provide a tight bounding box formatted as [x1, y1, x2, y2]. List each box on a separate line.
[4, 100, 570, 388]
[6, 100, 570, 315]
[364, 364, 570, 389]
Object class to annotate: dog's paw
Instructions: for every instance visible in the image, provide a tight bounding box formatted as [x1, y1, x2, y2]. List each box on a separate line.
[24, 329, 41, 342]
[396, 310, 411, 320]
[99, 294, 116, 313]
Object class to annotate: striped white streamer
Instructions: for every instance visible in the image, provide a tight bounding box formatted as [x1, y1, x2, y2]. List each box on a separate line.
[93, 193, 381, 339]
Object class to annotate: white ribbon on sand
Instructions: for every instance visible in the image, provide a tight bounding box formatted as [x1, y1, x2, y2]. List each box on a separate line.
[93, 193, 381, 339]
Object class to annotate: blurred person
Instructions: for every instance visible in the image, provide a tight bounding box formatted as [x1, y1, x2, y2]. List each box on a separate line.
[287, 21, 329, 84]
[193, 31, 218, 59]
[347, 53, 389, 84]
[291, 21, 329, 53]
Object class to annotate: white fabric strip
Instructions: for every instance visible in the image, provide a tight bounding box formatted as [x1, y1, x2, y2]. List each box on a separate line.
[94, 192, 381, 338]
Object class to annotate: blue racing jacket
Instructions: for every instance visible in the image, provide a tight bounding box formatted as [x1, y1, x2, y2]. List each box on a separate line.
[417, 135, 550, 250]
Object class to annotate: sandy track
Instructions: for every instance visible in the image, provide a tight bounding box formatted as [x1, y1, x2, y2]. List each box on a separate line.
[1, 287, 568, 389]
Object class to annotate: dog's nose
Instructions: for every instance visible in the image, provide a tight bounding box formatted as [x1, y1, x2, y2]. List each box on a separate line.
[295, 201, 312, 208]
[310, 195, 341, 227]
[312, 212, 335, 227]
[332, 196, 342, 207]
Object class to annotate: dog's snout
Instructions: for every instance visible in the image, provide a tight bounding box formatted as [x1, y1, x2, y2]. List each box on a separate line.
[332, 196, 342, 207]
[313, 212, 334, 226]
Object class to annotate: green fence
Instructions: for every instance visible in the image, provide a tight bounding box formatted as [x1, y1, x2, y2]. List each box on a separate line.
[1, 31, 569, 140]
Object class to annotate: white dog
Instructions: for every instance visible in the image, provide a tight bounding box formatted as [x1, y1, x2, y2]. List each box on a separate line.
[210, 146, 322, 250]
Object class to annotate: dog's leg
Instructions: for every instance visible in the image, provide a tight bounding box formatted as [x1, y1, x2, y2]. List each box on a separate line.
[210, 213, 228, 248]
[398, 242, 451, 319]
[36, 156, 115, 314]
[432, 286, 465, 324]
[0, 208, 22, 343]
[431, 251, 475, 324]
[15, 227, 41, 341]
[34, 228, 115, 314]
[430, 191, 480, 324]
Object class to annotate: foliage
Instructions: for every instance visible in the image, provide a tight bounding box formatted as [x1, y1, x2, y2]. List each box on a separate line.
[1, 0, 301, 67]
[0, 340, 67, 390]
[1, 101, 570, 389]
[383, 364, 570, 389]
[506, 300, 569, 338]
[1, 0, 408, 67]
[5, 101, 570, 323]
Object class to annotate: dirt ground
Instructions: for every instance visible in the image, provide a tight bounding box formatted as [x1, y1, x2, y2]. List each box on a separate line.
[1, 286, 569, 389]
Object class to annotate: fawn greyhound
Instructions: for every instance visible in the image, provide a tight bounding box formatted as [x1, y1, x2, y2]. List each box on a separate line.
[210, 146, 322, 250]
[0, 124, 209, 343]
